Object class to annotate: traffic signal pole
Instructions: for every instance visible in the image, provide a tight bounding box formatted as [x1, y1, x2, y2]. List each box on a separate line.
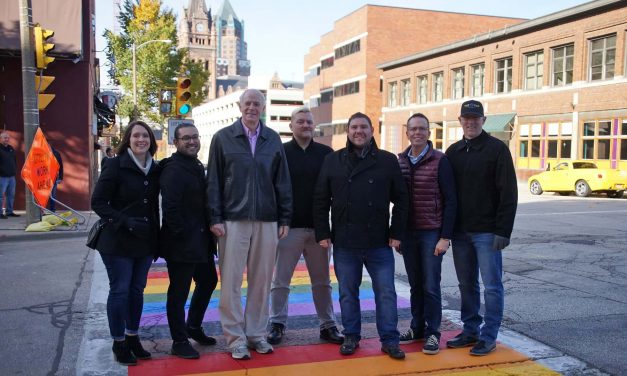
[18, 0, 41, 225]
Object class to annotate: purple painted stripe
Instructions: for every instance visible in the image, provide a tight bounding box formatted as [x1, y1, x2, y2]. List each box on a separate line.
[612, 118, 618, 168]
[540, 122, 546, 167]
[139, 298, 411, 327]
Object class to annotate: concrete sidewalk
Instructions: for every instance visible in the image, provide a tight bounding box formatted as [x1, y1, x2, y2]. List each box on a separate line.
[0, 210, 97, 242]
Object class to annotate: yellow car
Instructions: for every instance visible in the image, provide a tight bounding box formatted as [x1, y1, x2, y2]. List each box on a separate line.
[528, 161, 627, 198]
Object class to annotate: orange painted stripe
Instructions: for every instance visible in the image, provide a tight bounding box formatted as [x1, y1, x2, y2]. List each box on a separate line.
[129, 332, 531, 376]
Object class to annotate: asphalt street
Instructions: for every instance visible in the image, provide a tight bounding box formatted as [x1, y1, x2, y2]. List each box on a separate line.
[0, 186, 625, 375]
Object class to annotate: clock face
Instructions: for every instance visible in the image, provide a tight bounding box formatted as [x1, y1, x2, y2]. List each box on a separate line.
[196, 23, 204, 32]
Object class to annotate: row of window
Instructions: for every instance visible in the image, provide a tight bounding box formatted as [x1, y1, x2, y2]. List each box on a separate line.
[335, 40, 360, 59]
[334, 81, 360, 97]
[387, 34, 618, 106]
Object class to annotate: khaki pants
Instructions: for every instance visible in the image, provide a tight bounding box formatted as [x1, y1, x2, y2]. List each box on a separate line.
[217, 220, 278, 348]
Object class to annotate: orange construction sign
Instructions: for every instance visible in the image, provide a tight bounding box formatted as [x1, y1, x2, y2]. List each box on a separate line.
[20, 128, 60, 207]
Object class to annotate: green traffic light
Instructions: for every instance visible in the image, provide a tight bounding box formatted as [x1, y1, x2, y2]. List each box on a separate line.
[179, 104, 191, 115]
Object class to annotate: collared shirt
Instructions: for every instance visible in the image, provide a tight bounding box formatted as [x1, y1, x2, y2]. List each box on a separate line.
[241, 121, 260, 155]
[408, 143, 430, 165]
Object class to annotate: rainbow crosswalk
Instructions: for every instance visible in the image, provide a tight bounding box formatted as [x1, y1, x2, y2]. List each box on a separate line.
[127, 258, 559, 376]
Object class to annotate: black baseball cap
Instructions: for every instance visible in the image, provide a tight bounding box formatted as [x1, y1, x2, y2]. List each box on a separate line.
[460, 100, 484, 117]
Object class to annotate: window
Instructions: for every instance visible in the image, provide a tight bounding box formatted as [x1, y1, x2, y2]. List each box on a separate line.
[520, 140, 528, 157]
[589, 34, 616, 81]
[400, 79, 411, 106]
[552, 44, 574, 86]
[470, 64, 484, 96]
[334, 81, 360, 97]
[519, 122, 572, 163]
[388, 81, 397, 107]
[335, 39, 360, 59]
[495, 58, 513, 93]
[320, 90, 333, 103]
[452, 68, 465, 99]
[417, 75, 428, 104]
[432, 72, 443, 102]
[524, 51, 544, 90]
[321, 56, 334, 70]
[621, 120, 627, 160]
[582, 120, 612, 160]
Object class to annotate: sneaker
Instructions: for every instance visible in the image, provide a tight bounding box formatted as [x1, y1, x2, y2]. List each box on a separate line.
[446, 333, 478, 348]
[381, 344, 405, 360]
[0, 214, 7, 219]
[339, 336, 359, 355]
[248, 339, 273, 354]
[470, 340, 496, 356]
[399, 328, 422, 344]
[125, 334, 151, 359]
[112, 340, 137, 366]
[320, 326, 344, 344]
[266, 323, 284, 345]
[171, 341, 200, 359]
[187, 326, 217, 346]
[422, 335, 440, 355]
[6, 212, 20, 217]
[231, 345, 251, 360]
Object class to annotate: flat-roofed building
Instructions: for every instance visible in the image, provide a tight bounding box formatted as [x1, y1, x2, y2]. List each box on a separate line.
[378, 0, 627, 178]
[304, 5, 524, 149]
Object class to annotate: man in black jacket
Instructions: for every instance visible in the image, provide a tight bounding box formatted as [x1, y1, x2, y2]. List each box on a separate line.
[0, 131, 19, 218]
[445, 100, 518, 356]
[206, 89, 292, 360]
[314, 112, 408, 360]
[161, 123, 218, 359]
[267, 107, 342, 346]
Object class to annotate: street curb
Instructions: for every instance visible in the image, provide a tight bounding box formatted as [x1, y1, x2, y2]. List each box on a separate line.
[0, 230, 88, 242]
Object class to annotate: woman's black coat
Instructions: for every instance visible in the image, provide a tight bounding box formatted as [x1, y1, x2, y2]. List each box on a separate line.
[159, 152, 215, 262]
[91, 151, 161, 258]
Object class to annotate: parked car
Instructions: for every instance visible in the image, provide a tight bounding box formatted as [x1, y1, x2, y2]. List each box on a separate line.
[528, 161, 627, 198]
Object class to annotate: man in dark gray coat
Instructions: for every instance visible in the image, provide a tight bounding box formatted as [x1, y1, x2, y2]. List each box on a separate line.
[161, 123, 218, 359]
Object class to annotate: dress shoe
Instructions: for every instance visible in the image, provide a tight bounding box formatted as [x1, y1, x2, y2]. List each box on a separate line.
[112, 340, 137, 366]
[446, 333, 478, 348]
[320, 326, 344, 344]
[339, 336, 359, 355]
[470, 340, 496, 356]
[266, 323, 284, 345]
[125, 334, 151, 359]
[187, 326, 217, 345]
[7, 212, 20, 217]
[381, 344, 405, 360]
[0, 214, 7, 219]
[171, 341, 200, 359]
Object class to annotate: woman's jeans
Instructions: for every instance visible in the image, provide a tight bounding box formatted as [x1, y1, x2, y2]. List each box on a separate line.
[100, 253, 153, 340]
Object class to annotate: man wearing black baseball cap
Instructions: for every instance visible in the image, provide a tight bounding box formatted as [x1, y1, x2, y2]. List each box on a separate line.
[444, 100, 518, 356]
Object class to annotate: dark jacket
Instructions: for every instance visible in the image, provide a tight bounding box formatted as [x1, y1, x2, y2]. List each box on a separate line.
[159, 152, 215, 262]
[445, 130, 518, 238]
[0, 144, 17, 177]
[51, 148, 63, 180]
[398, 142, 457, 238]
[91, 151, 161, 258]
[206, 119, 292, 226]
[314, 139, 408, 249]
[283, 138, 333, 228]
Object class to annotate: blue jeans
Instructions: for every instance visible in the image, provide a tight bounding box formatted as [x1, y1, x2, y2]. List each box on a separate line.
[401, 229, 443, 339]
[452, 232, 503, 344]
[0, 176, 16, 214]
[333, 246, 400, 346]
[100, 253, 153, 340]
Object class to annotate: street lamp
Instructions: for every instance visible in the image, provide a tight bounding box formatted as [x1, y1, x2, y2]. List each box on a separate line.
[132, 39, 172, 108]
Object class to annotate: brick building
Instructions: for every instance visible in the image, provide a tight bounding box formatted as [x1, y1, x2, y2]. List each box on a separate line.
[303, 5, 524, 149]
[378, 0, 627, 177]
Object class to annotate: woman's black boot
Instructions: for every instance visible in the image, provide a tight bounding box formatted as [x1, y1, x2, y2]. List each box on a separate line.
[112, 340, 137, 366]
[125, 334, 152, 360]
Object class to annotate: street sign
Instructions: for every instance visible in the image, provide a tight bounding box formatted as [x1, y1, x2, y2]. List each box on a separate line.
[20, 128, 60, 207]
[168, 118, 194, 144]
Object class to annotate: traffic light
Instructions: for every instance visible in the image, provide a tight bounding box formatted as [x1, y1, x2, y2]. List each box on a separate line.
[176, 77, 192, 116]
[34, 26, 55, 70]
[35, 75, 55, 110]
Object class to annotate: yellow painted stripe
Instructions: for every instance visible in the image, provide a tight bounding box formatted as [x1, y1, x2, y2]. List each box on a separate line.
[145, 276, 338, 295]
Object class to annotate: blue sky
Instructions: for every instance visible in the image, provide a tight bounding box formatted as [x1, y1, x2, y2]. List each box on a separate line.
[96, 0, 591, 85]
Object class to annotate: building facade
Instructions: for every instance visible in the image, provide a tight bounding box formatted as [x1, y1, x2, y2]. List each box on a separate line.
[303, 5, 524, 149]
[379, 0, 627, 177]
[178, 0, 250, 100]
[192, 74, 303, 162]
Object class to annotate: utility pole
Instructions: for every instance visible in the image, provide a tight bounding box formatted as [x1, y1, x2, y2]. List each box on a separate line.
[19, 0, 41, 225]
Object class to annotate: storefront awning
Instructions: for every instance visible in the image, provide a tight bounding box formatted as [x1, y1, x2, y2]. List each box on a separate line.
[483, 113, 516, 133]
